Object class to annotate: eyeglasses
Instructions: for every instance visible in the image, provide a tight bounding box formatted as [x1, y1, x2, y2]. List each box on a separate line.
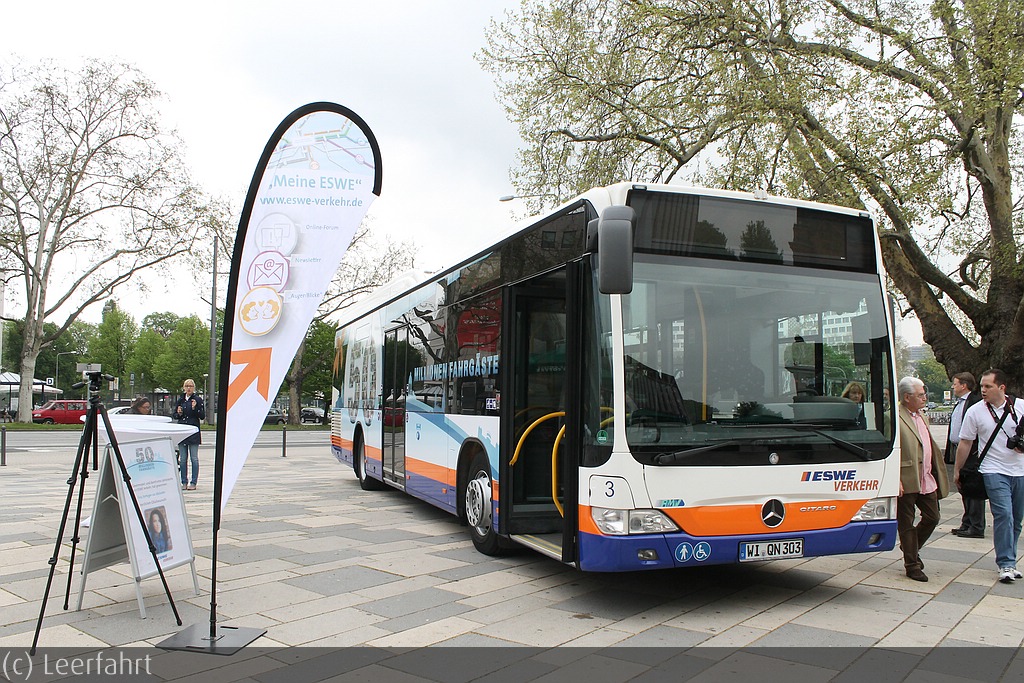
[914, 392, 927, 398]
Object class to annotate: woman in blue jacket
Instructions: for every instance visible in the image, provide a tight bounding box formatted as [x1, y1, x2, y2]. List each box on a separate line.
[175, 378, 205, 490]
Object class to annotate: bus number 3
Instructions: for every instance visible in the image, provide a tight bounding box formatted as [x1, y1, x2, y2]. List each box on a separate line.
[606, 481, 615, 497]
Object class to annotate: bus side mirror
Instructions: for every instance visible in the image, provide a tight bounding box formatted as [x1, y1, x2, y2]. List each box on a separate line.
[598, 206, 635, 294]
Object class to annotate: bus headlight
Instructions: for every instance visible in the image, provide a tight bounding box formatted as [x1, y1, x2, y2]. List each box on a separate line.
[852, 497, 896, 521]
[592, 508, 680, 535]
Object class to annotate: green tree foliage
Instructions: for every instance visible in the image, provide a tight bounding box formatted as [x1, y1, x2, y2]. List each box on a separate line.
[127, 328, 166, 394]
[140, 312, 182, 339]
[481, 0, 1024, 389]
[916, 357, 951, 400]
[2, 319, 93, 400]
[0, 58, 230, 420]
[152, 316, 210, 392]
[289, 320, 338, 411]
[88, 301, 137, 396]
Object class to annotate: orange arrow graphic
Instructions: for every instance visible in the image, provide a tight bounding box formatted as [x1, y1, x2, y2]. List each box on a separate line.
[227, 347, 272, 412]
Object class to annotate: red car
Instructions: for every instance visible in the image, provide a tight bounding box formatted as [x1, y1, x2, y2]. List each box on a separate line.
[32, 400, 89, 424]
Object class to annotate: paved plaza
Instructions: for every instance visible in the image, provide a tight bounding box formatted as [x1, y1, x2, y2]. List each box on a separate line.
[1, 429, 1023, 680]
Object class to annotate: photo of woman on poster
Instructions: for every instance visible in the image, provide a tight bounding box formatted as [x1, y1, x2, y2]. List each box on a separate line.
[146, 507, 171, 554]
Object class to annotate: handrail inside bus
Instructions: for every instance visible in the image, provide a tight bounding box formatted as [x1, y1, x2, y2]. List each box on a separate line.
[510, 411, 565, 467]
[552, 425, 566, 517]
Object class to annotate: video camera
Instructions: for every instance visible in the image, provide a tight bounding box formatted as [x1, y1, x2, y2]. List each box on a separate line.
[72, 370, 116, 396]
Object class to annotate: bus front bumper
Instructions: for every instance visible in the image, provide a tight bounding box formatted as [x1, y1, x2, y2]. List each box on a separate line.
[576, 521, 896, 572]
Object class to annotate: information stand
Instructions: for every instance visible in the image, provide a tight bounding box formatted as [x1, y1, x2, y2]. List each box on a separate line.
[76, 417, 200, 618]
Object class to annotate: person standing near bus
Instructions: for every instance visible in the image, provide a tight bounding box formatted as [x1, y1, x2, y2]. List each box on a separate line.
[175, 379, 205, 491]
[946, 372, 984, 538]
[897, 376, 949, 582]
[954, 369, 1024, 584]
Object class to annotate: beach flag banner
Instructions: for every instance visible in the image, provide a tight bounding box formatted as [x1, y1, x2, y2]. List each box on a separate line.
[215, 103, 382, 522]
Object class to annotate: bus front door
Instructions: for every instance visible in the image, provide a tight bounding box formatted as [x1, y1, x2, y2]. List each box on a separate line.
[501, 266, 581, 565]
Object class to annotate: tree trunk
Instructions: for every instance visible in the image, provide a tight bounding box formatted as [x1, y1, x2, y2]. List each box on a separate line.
[287, 342, 305, 426]
[18, 344, 41, 423]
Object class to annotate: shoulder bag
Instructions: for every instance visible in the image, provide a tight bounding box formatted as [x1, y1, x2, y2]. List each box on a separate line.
[959, 405, 1011, 500]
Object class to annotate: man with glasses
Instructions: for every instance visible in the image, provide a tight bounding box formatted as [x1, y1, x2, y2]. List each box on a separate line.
[897, 376, 949, 582]
[955, 369, 1024, 584]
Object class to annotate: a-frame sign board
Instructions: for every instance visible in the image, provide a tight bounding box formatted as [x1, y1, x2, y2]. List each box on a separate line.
[77, 436, 199, 618]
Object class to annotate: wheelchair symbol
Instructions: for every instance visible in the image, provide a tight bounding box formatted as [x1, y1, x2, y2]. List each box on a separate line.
[694, 541, 712, 562]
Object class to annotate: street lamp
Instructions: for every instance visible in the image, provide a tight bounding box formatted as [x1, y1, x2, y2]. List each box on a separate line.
[55, 352, 75, 396]
[207, 236, 219, 425]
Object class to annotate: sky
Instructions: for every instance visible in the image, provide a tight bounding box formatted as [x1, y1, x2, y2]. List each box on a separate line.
[4, 0, 927, 347]
[4, 0, 526, 326]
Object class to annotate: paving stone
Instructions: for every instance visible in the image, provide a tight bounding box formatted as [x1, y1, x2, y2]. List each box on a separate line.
[0, 436, 1016, 667]
[830, 648, 924, 683]
[931, 581, 991, 606]
[282, 565, 403, 596]
[359, 587, 467, 618]
[918, 644, 1018, 680]
[690, 650, 838, 683]
[217, 543, 301, 565]
[375, 600, 477, 634]
[751, 624, 876, 649]
[612, 625, 710, 647]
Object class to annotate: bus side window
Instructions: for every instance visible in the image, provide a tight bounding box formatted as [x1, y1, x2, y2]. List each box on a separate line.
[460, 382, 478, 415]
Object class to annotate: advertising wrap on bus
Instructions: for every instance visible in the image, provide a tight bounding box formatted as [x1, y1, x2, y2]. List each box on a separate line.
[331, 182, 899, 572]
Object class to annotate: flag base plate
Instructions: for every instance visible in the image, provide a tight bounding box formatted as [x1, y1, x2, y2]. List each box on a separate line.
[157, 623, 266, 656]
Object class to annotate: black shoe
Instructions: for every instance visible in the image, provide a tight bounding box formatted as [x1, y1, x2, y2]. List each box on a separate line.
[956, 531, 985, 539]
[907, 568, 929, 582]
[951, 527, 969, 535]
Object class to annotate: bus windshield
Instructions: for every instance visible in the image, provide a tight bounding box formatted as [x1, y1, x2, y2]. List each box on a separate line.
[618, 255, 895, 466]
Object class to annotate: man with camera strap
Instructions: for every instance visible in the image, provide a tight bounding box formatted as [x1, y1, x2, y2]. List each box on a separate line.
[954, 368, 1024, 584]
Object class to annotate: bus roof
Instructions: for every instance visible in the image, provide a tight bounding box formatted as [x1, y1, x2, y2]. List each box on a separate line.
[334, 182, 872, 330]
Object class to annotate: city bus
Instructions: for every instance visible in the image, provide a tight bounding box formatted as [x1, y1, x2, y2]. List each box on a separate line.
[330, 183, 898, 572]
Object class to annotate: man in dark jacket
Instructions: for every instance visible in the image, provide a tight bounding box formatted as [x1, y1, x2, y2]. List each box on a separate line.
[947, 372, 984, 538]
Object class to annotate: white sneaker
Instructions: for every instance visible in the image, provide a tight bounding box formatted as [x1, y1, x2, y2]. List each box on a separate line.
[999, 567, 1017, 583]
[1014, 568, 1023, 580]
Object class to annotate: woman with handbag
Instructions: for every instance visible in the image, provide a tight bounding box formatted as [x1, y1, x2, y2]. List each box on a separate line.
[954, 369, 1024, 584]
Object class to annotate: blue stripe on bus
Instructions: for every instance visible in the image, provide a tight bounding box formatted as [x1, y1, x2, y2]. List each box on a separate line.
[405, 467, 457, 514]
[576, 521, 897, 572]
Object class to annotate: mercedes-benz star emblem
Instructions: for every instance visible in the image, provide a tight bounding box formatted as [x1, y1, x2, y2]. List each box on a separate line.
[761, 499, 785, 528]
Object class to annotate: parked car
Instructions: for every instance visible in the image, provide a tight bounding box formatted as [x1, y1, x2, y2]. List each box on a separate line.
[32, 400, 89, 424]
[107, 406, 133, 415]
[264, 407, 287, 425]
[300, 407, 325, 424]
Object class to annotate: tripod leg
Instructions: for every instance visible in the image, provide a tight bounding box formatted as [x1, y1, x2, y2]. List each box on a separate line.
[63, 407, 100, 610]
[30, 407, 97, 654]
[100, 406, 183, 626]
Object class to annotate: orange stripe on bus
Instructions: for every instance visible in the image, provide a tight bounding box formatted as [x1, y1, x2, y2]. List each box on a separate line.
[579, 501, 867, 537]
[578, 505, 602, 536]
[662, 500, 866, 536]
[405, 457, 453, 487]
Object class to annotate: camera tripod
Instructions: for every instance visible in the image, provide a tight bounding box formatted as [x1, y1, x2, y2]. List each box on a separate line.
[30, 372, 182, 654]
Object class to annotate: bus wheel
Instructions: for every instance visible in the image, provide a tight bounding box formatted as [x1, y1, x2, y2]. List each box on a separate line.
[464, 452, 504, 555]
[354, 437, 385, 491]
